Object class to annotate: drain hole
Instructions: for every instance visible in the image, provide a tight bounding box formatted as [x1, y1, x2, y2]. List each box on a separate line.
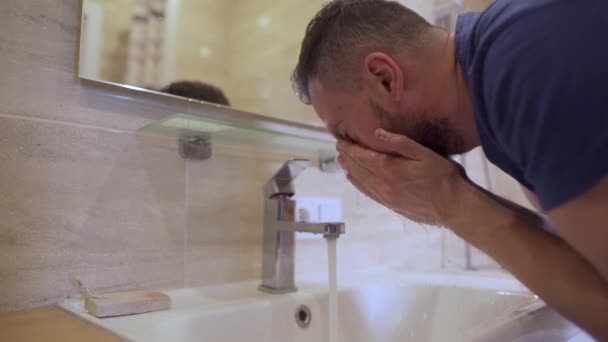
[295, 305, 312, 328]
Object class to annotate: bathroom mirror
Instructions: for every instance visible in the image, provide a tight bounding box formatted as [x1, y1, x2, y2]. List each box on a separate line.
[79, 0, 461, 126]
[78, 0, 330, 125]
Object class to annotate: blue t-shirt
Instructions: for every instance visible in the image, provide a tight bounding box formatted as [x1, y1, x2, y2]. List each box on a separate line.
[455, 0, 608, 211]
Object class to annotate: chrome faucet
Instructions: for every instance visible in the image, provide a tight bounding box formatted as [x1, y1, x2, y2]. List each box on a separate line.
[259, 159, 345, 294]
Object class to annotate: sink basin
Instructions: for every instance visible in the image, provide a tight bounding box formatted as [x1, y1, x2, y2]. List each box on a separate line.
[59, 268, 583, 342]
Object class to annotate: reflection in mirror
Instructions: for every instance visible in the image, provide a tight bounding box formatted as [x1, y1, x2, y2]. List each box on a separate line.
[79, 0, 462, 125]
[161, 81, 231, 106]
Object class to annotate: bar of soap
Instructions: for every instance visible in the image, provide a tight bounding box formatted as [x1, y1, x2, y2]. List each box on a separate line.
[84, 290, 171, 318]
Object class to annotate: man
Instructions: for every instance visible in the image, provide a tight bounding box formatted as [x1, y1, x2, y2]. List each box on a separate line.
[161, 80, 231, 106]
[292, 0, 608, 339]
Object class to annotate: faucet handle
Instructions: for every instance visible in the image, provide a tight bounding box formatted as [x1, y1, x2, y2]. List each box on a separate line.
[263, 159, 311, 198]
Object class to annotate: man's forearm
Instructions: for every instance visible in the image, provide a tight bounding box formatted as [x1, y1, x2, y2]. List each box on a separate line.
[444, 180, 608, 340]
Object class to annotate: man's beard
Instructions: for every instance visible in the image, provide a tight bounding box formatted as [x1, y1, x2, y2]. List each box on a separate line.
[371, 101, 465, 157]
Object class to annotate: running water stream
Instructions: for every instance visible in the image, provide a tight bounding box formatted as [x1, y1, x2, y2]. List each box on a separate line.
[327, 237, 338, 342]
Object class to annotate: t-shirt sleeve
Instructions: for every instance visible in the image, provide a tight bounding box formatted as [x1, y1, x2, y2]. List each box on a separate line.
[481, 2, 608, 211]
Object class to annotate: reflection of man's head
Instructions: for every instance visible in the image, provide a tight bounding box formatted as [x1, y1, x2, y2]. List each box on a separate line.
[292, 0, 467, 157]
[161, 81, 231, 106]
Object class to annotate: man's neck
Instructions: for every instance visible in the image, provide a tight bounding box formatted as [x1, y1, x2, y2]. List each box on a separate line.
[446, 33, 481, 151]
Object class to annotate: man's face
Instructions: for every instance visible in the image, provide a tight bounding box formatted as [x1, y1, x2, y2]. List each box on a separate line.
[309, 79, 464, 157]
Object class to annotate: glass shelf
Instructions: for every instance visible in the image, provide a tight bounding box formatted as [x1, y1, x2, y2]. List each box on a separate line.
[137, 113, 337, 160]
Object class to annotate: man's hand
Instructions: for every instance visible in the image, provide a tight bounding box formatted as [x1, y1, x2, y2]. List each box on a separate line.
[338, 131, 608, 340]
[337, 128, 466, 225]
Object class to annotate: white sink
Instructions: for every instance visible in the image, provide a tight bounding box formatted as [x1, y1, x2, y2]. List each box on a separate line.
[59, 268, 583, 342]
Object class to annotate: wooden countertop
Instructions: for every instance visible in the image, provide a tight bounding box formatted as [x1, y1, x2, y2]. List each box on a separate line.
[0, 306, 123, 342]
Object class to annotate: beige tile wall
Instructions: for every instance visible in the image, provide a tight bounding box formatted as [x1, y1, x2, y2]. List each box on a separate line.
[0, 0, 190, 311]
[0, 116, 186, 310]
[0, 0, 503, 312]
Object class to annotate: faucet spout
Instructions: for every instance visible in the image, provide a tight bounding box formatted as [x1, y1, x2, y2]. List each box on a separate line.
[278, 222, 345, 238]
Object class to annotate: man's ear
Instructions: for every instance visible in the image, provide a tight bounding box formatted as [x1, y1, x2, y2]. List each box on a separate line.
[363, 52, 404, 101]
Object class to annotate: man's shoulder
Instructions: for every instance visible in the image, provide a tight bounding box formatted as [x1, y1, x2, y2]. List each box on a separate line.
[478, 0, 608, 118]
[457, 0, 572, 87]
[475, 0, 607, 55]
[473, 0, 608, 210]
[476, 0, 592, 28]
